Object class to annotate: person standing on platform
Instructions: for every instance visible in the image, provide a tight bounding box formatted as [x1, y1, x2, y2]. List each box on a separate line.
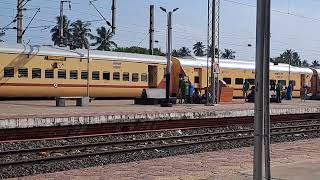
[286, 82, 293, 100]
[184, 80, 190, 104]
[276, 81, 283, 103]
[178, 75, 184, 104]
[243, 80, 250, 100]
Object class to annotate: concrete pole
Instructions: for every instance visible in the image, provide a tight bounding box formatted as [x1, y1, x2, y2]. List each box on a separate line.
[211, 0, 216, 104]
[206, 0, 210, 105]
[87, 46, 90, 98]
[111, 0, 116, 34]
[17, 0, 23, 44]
[263, 0, 271, 179]
[59, 1, 64, 46]
[253, 0, 266, 179]
[149, 5, 155, 55]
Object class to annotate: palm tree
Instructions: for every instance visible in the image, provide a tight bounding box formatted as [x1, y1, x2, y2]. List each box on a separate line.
[221, 49, 236, 59]
[50, 16, 71, 46]
[0, 31, 4, 42]
[91, 27, 117, 51]
[193, 42, 205, 56]
[178, 47, 191, 57]
[311, 60, 320, 67]
[70, 20, 93, 49]
[302, 60, 309, 67]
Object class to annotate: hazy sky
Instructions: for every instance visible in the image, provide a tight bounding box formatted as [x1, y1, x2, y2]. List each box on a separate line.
[1, 0, 320, 63]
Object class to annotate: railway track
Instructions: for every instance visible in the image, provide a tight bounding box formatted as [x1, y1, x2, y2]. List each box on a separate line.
[1, 122, 320, 168]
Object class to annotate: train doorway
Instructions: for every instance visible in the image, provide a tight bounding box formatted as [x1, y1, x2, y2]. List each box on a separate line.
[148, 65, 158, 88]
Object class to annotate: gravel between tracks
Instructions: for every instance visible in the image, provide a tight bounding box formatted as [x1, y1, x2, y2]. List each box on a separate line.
[1, 120, 320, 179]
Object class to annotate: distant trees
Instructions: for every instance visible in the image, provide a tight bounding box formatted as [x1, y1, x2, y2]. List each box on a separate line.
[69, 20, 93, 49]
[91, 26, 117, 51]
[193, 42, 205, 56]
[115, 46, 164, 56]
[50, 15, 71, 46]
[311, 60, 320, 67]
[272, 49, 301, 66]
[302, 60, 310, 67]
[172, 47, 191, 57]
[221, 49, 236, 59]
[0, 31, 4, 42]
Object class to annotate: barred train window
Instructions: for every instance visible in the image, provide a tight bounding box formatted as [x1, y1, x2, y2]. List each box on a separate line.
[223, 78, 232, 84]
[113, 72, 120, 80]
[45, 69, 54, 79]
[92, 71, 100, 80]
[18, 68, 28, 78]
[81, 71, 88, 80]
[70, 70, 78, 79]
[58, 69, 66, 79]
[103, 71, 110, 80]
[132, 73, 139, 82]
[123, 72, 129, 81]
[141, 73, 148, 82]
[32, 68, 41, 79]
[235, 78, 243, 85]
[4, 67, 14, 77]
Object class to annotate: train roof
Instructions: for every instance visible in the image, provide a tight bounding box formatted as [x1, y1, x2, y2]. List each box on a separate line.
[0, 43, 166, 64]
[179, 57, 314, 74]
[0, 43, 315, 74]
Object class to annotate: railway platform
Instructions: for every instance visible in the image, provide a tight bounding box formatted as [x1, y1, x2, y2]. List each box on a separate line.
[13, 138, 320, 180]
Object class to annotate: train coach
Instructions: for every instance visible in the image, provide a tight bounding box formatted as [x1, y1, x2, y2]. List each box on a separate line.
[0, 43, 318, 99]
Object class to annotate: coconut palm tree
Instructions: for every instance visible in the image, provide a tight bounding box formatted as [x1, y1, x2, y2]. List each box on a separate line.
[193, 42, 205, 56]
[221, 49, 236, 59]
[0, 31, 4, 42]
[302, 60, 309, 67]
[70, 20, 93, 49]
[50, 15, 71, 47]
[91, 27, 117, 51]
[311, 60, 320, 67]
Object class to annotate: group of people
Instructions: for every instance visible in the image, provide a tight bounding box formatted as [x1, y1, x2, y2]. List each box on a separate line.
[242, 79, 295, 103]
[178, 75, 203, 104]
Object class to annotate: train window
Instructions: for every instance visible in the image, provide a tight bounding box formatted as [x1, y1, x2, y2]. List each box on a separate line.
[278, 80, 286, 86]
[141, 73, 148, 82]
[123, 72, 130, 81]
[103, 72, 110, 80]
[18, 68, 28, 78]
[223, 78, 232, 84]
[70, 70, 78, 79]
[92, 71, 100, 80]
[32, 68, 41, 79]
[4, 67, 14, 77]
[58, 69, 66, 79]
[246, 79, 255, 85]
[113, 72, 120, 80]
[289, 80, 296, 86]
[235, 78, 243, 85]
[132, 73, 139, 82]
[194, 76, 200, 83]
[45, 69, 54, 79]
[81, 71, 88, 80]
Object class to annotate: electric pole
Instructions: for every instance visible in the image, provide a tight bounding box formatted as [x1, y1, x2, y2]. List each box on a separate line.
[59, 1, 71, 47]
[149, 5, 155, 55]
[17, 0, 23, 43]
[111, 0, 116, 34]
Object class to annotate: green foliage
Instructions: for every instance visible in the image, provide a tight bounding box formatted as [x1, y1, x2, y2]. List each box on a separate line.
[91, 27, 117, 51]
[69, 20, 93, 49]
[115, 46, 164, 56]
[273, 49, 301, 66]
[221, 49, 236, 59]
[311, 60, 320, 67]
[302, 60, 310, 67]
[193, 42, 205, 56]
[50, 16, 71, 47]
[0, 31, 4, 42]
[172, 47, 191, 57]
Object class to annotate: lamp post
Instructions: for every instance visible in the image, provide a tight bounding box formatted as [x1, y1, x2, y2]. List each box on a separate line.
[160, 7, 179, 107]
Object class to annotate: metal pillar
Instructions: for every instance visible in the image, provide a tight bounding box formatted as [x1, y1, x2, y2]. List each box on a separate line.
[87, 46, 90, 98]
[111, 0, 116, 34]
[161, 11, 172, 107]
[210, 0, 216, 104]
[253, 0, 267, 179]
[149, 5, 155, 55]
[264, 0, 271, 179]
[59, 1, 64, 46]
[17, 0, 23, 44]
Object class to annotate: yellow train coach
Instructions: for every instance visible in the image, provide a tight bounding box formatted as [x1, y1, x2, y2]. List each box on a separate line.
[0, 43, 314, 98]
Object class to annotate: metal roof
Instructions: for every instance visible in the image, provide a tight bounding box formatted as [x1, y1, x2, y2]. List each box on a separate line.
[0, 43, 315, 74]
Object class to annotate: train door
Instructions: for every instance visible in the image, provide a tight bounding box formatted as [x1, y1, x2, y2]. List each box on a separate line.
[194, 68, 202, 89]
[148, 65, 158, 88]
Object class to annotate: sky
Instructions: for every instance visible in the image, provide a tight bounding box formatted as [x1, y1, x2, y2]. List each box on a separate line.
[1, 0, 320, 63]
